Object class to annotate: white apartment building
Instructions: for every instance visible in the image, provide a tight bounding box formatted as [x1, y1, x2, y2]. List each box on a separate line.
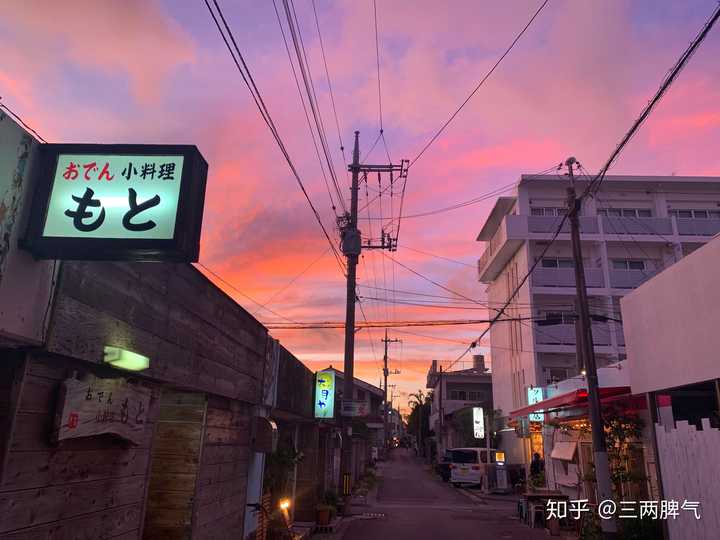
[426, 356, 493, 456]
[476, 174, 720, 465]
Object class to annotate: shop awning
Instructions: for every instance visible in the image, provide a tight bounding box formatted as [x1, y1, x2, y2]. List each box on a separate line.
[550, 441, 577, 461]
[509, 386, 632, 419]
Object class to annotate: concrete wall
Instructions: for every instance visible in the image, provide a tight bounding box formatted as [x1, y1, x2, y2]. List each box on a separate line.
[622, 237, 720, 394]
[0, 113, 56, 346]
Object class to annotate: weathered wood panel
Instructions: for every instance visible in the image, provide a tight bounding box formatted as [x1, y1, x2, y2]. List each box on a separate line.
[46, 261, 268, 405]
[0, 503, 142, 540]
[0, 356, 159, 539]
[2, 448, 150, 491]
[143, 391, 206, 540]
[47, 295, 260, 404]
[0, 475, 146, 532]
[191, 397, 251, 539]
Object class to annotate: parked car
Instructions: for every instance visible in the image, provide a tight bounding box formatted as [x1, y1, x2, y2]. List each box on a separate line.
[435, 450, 453, 482]
[449, 447, 498, 488]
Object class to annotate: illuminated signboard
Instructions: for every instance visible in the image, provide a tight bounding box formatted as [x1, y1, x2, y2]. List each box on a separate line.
[527, 386, 544, 422]
[472, 406, 485, 439]
[315, 370, 335, 418]
[23, 144, 207, 261]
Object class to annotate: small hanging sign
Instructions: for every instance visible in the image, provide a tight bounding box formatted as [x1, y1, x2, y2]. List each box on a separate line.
[53, 375, 152, 445]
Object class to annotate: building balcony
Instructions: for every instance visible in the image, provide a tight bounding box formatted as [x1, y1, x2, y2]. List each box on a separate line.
[531, 267, 605, 288]
[608, 269, 658, 289]
[528, 216, 599, 234]
[535, 323, 612, 346]
[601, 216, 672, 236]
[478, 214, 526, 282]
[677, 218, 720, 236]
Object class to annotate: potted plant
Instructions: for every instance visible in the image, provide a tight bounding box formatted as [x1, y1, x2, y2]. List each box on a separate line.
[315, 504, 333, 526]
[316, 489, 338, 525]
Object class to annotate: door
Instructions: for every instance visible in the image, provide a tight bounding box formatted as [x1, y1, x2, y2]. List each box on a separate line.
[143, 391, 207, 539]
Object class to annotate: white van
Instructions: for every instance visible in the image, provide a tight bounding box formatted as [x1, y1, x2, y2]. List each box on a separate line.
[449, 447, 497, 487]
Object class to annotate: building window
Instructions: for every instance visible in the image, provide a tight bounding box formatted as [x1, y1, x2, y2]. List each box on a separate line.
[541, 257, 574, 269]
[599, 208, 653, 218]
[356, 389, 366, 400]
[538, 311, 575, 325]
[612, 259, 645, 271]
[531, 207, 567, 217]
[669, 209, 720, 219]
[546, 368, 568, 384]
[449, 390, 467, 400]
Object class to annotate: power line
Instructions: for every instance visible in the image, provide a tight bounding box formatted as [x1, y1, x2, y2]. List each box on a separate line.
[398, 244, 475, 268]
[410, 0, 550, 167]
[372, 0, 383, 131]
[583, 2, 720, 197]
[283, 0, 346, 212]
[196, 262, 299, 324]
[272, 0, 339, 214]
[265, 315, 538, 330]
[259, 246, 330, 309]
[392, 329, 470, 345]
[311, 0, 349, 180]
[204, 0, 346, 274]
[0, 100, 48, 143]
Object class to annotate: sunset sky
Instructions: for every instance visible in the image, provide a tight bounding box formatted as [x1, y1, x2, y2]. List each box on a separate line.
[3, 0, 720, 413]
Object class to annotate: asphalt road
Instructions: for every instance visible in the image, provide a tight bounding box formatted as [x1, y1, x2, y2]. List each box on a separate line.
[342, 449, 547, 540]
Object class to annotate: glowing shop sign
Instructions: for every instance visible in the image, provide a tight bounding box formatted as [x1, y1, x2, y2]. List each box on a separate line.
[23, 144, 207, 262]
[473, 406, 485, 439]
[527, 386, 544, 422]
[43, 154, 184, 240]
[315, 370, 335, 418]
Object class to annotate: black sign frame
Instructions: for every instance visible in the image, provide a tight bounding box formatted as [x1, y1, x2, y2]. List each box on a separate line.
[21, 143, 208, 262]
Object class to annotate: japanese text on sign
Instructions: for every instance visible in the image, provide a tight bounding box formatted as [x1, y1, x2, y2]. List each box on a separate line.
[53, 375, 152, 445]
[43, 154, 184, 240]
[315, 370, 335, 419]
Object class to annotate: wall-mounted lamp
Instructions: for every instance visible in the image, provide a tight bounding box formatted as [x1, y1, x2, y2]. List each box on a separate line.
[103, 346, 150, 371]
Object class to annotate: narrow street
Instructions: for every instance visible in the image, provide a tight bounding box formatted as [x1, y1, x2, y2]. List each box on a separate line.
[342, 449, 547, 540]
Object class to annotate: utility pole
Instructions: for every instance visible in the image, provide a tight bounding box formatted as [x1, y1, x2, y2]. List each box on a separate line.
[438, 366, 444, 455]
[340, 131, 408, 498]
[565, 157, 617, 538]
[382, 329, 400, 450]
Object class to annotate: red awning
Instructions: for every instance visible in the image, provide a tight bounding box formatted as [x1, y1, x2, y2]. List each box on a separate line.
[509, 386, 632, 419]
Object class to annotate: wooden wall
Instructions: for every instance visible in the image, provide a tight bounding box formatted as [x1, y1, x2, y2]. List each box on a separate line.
[294, 424, 320, 522]
[275, 346, 313, 419]
[0, 355, 160, 539]
[46, 262, 267, 404]
[144, 391, 207, 539]
[191, 395, 251, 539]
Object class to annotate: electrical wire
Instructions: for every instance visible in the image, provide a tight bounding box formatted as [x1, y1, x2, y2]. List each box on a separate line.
[583, 3, 720, 198]
[398, 244, 476, 268]
[373, 0, 383, 132]
[311, 0, 349, 181]
[204, 0, 346, 275]
[0, 100, 48, 143]
[283, 0, 346, 213]
[265, 315, 539, 330]
[259, 246, 330, 309]
[272, 0, 339, 214]
[409, 0, 550, 167]
[196, 262, 300, 324]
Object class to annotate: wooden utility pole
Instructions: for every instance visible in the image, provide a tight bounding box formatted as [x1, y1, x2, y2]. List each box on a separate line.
[340, 132, 407, 497]
[382, 330, 400, 449]
[565, 157, 617, 537]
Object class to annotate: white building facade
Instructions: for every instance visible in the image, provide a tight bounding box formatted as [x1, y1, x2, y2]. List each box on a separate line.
[476, 174, 720, 465]
[426, 356, 493, 457]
